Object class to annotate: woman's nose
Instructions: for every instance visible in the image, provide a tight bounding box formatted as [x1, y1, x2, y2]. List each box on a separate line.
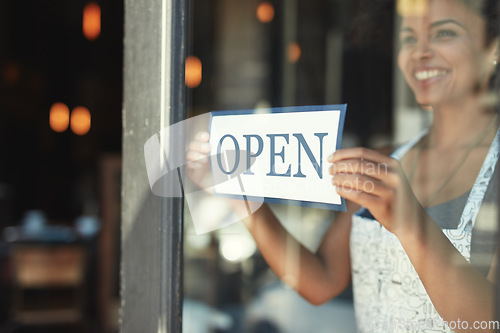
[412, 39, 434, 60]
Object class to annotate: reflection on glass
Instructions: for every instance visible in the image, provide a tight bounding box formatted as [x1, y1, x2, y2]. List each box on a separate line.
[183, 0, 500, 332]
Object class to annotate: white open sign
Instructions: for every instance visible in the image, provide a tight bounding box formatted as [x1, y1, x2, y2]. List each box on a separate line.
[209, 105, 347, 211]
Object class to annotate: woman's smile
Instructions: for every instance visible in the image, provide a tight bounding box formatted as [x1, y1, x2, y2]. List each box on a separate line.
[414, 67, 449, 82]
[397, 0, 495, 107]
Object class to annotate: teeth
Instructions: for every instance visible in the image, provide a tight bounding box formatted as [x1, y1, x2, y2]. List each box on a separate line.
[415, 70, 447, 81]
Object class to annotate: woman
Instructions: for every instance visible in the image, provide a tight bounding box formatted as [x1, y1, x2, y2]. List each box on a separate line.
[328, 1, 499, 331]
[188, 0, 500, 331]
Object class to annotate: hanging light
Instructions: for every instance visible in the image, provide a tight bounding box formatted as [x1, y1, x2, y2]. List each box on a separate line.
[287, 42, 301, 63]
[83, 2, 101, 41]
[49, 102, 70, 133]
[71, 106, 91, 135]
[185, 56, 202, 88]
[256, 2, 275, 23]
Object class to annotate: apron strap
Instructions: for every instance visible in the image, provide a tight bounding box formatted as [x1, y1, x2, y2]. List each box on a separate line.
[390, 129, 428, 160]
[457, 128, 500, 231]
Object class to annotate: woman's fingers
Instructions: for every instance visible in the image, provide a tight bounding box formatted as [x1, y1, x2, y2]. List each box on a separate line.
[328, 147, 397, 167]
[328, 148, 404, 189]
[188, 131, 211, 156]
[189, 140, 211, 154]
[335, 186, 385, 212]
[186, 132, 212, 188]
[187, 132, 211, 168]
[195, 131, 210, 141]
[328, 158, 402, 189]
[328, 147, 424, 234]
[328, 158, 391, 181]
[186, 150, 209, 166]
[331, 173, 394, 199]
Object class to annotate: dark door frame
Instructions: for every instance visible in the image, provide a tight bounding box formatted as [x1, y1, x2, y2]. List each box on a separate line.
[122, 0, 186, 331]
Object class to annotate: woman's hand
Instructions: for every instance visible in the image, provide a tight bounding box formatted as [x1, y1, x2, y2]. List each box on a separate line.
[186, 131, 213, 192]
[186, 131, 261, 217]
[328, 147, 425, 237]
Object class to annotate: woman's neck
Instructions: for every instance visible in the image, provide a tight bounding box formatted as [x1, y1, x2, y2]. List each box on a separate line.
[427, 98, 497, 150]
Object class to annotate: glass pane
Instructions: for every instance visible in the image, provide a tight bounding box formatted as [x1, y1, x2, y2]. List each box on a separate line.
[182, 0, 500, 332]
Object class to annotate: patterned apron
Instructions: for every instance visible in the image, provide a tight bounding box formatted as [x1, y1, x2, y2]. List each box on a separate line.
[350, 129, 500, 333]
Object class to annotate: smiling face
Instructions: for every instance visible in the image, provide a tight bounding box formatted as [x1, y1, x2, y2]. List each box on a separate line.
[397, 0, 497, 107]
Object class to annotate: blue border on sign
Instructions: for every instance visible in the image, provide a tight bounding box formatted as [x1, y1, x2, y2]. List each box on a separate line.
[208, 104, 347, 212]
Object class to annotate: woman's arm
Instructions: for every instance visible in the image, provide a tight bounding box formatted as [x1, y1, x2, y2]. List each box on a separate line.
[242, 201, 356, 305]
[329, 147, 497, 333]
[187, 131, 354, 305]
[399, 214, 496, 333]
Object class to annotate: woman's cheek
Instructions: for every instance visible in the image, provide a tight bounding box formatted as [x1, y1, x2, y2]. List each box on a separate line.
[397, 48, 408, 74]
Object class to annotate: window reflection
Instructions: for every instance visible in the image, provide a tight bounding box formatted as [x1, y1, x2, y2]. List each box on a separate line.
[184, 0, 500, 332]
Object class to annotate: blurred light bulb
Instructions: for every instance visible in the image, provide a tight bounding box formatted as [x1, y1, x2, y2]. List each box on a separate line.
[83, 2, 101, 41]
[71, 106, 91, 135]
[50, 102, 70, 133]
[257, 2, 275, 23]
[219, 235, 256, 262]
[287, 42, 301, 63]
[185, 56, 202, 88]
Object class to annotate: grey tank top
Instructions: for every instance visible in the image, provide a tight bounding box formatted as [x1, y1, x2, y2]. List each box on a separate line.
[426, 163, 499, 276]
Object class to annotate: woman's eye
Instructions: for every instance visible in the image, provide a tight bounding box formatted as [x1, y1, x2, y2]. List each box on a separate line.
[400, 35, 417, 45]
[433, 30, 457, 40]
